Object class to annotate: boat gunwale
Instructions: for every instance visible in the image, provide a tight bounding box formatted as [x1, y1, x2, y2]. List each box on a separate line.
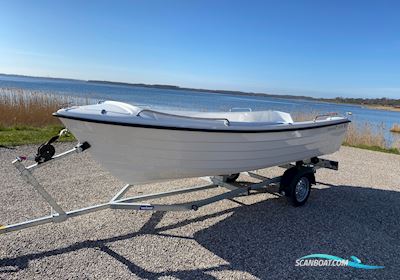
[53, 113, 351, 133]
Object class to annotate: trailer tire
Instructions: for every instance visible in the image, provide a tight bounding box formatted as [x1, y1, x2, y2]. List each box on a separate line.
[280, 167, 315, 207]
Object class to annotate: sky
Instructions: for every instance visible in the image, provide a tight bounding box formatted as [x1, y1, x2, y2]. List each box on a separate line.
[0, 0, 399, 98]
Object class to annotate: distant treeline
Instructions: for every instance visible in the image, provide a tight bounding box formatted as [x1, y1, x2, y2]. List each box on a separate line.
[322, 97, 400, 107]
[88, 80, 321, 100]
[89, 80, 400, 107]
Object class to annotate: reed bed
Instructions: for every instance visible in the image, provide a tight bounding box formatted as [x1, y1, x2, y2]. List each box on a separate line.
[390, 123, 400, 133]
[344, 122, 387, 148]
[293, 111, 398, 153]
[292, 111, 317, 122]
[0, 88, 88, 128]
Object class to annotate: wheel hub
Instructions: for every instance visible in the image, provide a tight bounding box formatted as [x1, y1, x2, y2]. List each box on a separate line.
[295, 177, 310, 202]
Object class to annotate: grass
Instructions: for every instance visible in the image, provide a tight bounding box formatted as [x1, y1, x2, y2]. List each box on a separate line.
[343, 143, 399, 155]
[0, 88, 399, 155]
[0, 88, 83, 146]
[0, 125, 75, 147]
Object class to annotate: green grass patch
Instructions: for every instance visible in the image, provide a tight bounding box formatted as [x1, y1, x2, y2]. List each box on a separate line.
[0, 125, 75, 146]
[343, 142, 400, 155]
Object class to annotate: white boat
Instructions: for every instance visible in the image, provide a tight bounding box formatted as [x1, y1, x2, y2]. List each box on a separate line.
[54, 101, 350, 185]
[0, 101, 350, 234]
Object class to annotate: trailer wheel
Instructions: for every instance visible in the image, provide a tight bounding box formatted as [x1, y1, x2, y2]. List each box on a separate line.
[289, 176, 311, 206]
[280, 167, 314, 207]
[223, 173, 240, 183]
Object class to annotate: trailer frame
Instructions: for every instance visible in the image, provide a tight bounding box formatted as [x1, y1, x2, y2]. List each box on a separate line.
[0, 141, 338, 235]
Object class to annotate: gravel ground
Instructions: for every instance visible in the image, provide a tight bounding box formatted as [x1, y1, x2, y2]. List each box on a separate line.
[0, 143, 399, 279]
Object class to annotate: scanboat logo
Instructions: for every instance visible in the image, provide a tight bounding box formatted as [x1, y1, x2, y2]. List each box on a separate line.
[295, 254, 384, 270]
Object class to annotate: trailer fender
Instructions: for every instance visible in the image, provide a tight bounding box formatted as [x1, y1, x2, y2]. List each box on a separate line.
[279, 166, 315, 196]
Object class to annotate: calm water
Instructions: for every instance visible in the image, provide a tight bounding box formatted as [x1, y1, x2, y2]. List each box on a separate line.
[1, 74, 399, 143]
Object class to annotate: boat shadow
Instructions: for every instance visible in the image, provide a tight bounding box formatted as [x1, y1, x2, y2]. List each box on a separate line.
[1, 182, 399, 279]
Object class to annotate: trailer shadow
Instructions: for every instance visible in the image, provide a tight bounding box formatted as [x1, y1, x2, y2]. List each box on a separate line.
[1, 183, 399, 279]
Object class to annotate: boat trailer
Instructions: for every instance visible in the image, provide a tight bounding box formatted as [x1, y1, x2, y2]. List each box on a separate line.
[0, 137, 339, 235]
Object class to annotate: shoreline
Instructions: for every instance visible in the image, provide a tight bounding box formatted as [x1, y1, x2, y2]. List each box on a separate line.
[1, 73, 400, 109]
[364, 105, 400, 112]
[2, 84, 400, 113]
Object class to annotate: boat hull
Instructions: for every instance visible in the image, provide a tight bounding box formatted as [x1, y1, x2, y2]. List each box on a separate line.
[60, 118, 349, 185]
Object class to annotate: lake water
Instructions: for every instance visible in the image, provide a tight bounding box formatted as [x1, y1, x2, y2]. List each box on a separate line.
[1, 74, 399, 143]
